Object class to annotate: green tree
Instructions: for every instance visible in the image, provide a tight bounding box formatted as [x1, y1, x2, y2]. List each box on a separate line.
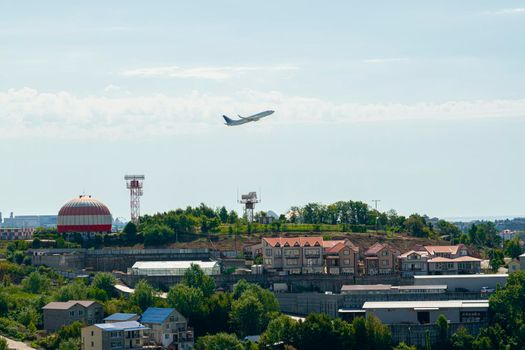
[488, 249, 505, 272]
[393, 342, 417, 350]
[22, 271, 50, 294]
[130, 280, 154, 311]
[56, 280, 88, 301]
[0, 337, 7, 350]
[142, 224, 172, 246]
[123, 222, 138, 243]
[504, 237, 522, 259]
[259, 315, 297, 347]
[404, 214, 430, 237]
[218, 206, 229, 224]
[230, 293, 264, 337]
[167, 284, 206, 324]
[450, 327, 474, 350]
[435, 314, 450, 349]
[182, 264, 216, 297]
[194, 333, 244, 350]
[92, 272, 117, 296]
[436, 220, 461, 242]
[58, 338, 79, 350]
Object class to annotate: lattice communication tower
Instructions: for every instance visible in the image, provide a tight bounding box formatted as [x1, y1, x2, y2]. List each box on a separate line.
[125, 175, 145, 225]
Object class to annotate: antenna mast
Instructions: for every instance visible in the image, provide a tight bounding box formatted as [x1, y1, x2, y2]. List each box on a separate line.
[125, 175, 145, 225]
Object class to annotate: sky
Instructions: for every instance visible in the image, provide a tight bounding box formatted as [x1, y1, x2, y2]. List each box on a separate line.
[0, 1, 524, 221]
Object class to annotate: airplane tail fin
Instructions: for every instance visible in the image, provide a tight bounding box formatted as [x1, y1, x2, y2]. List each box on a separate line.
[223, 115, 233, 124]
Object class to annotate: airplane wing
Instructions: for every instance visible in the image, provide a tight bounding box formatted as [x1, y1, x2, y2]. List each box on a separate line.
[237, 114, 247, 119]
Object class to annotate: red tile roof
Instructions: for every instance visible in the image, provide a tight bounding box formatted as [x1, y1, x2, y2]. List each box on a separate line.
[428, 256, 481, 263]
[263, 236, 323, 248]
[424, 244, 465, 255]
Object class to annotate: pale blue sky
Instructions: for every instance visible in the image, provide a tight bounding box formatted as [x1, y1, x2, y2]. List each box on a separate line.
[0, 1, 524, 220]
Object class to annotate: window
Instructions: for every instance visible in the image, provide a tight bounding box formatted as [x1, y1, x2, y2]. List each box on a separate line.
[286, 259, 298, 265]
[381, 259, 388, 266]
[343, 259, 350, 265]
[417, 311, 430, 324]
[78, 310, 84, 316]
[165, 334, 170, 339]
[265, 249, 273, 256]
[69, 311, 75, 316]
[275, 249, 282, 257]
[91, 331, 94, 336]
[91, 342, 94, 347]
[304, 248, 320, 257]
[263, 258, 272, 265]
[284, 249, 300, 257]
[343, 250, 349, 255]
[381, 250, 389, 256]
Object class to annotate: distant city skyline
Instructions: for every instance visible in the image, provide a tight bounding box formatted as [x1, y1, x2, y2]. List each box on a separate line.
[1, 1, 524, 220]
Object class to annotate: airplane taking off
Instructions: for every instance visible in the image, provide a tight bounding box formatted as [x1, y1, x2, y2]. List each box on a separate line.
[223, 110, 274, 126]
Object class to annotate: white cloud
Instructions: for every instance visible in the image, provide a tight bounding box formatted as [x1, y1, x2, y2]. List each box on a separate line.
[121, 65, 299, 80]
[482, 8, 525, 15]
[0, 88, 525, 139]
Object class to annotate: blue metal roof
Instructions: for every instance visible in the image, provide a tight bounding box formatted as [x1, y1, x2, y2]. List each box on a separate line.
[104, 313, 137, 321]
[140, 307, 175, 324]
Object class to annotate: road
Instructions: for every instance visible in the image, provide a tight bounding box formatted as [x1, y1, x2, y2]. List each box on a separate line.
[1, 336, 36, 350]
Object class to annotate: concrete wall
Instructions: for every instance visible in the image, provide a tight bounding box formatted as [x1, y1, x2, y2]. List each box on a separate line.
[275, 291, 487, 318]
[30, 248, 212, 272]
[414, 275, 507, 291]
[120, 272, 410, 293]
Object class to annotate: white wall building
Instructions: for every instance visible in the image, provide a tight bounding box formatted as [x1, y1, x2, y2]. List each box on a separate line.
[128, 261, 220, 276]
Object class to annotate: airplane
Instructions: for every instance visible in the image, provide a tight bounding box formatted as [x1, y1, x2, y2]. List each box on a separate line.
[222, 110, 274, 126]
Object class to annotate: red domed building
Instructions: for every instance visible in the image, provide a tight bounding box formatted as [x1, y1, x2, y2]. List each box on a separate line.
[57, 195, 113, 237]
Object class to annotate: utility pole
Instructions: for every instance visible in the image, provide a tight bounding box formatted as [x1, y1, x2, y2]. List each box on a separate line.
[371, 199, 381, 232]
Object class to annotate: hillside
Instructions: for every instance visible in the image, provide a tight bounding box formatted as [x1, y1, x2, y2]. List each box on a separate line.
[167, 231, 449, 253]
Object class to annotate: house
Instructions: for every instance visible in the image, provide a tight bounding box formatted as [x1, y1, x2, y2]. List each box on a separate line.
[81, 321, 148, 350]
[262, 237, 324, 274]
[399, 244, 481, 276]
[243, 243, 262, 260]
[140, 307, 193, 350]
[397, 250, 429, 276]
[104, 313, 139, 323]
[323, 239, 359, 275]
[363, 243, 400, 275]
[508, 259, 521, 273]
[43, 300, 104, 332]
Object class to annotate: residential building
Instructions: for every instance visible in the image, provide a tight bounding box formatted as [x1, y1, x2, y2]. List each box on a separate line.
[427, 256, 481, 274]
[363, 243, 400, 275]
[399, 244, 481, 276]
[363, 300, 488, 325]
[397, 250, 429, 276]
[262, 237, 324, 274]
[0, 227, 34, 240]
[43, 300, 104, 332]
[508, 259, 520, 273]
[104, 313, 139, 323]
[140, 307, 193, 350]
[323, 239, 359, 275]
[498, 229, 517, 241]
[519, 252, 525, 270]
[81, 321, 148, 350]
[128, 261, 220, 276]
[243, 243, 262, 260]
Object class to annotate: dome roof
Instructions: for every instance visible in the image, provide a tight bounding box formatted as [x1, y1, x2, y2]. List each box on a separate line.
[58, 195, 111, 216]
[57, 195, 112, 233]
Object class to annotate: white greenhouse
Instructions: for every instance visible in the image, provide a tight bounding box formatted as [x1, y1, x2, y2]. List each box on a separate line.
[129, 260, 221, 276]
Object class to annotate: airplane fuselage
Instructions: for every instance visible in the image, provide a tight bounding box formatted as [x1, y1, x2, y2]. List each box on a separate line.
[223, 110, 274, 126]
